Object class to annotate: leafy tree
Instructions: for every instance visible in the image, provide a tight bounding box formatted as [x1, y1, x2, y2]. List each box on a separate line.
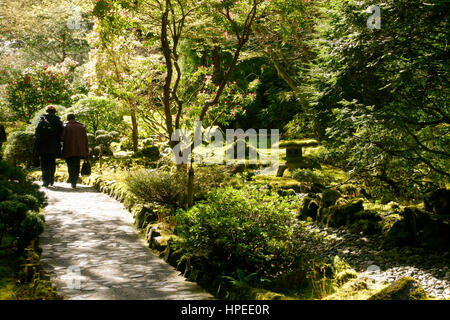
[0, 0, 92, 63]
[71, 96, 126, 134]
[305, 0, 449, 197]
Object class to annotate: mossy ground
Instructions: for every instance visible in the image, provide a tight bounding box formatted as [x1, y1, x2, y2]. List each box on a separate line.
[0, 253, 19, 300]
[0, 238, 60, 300]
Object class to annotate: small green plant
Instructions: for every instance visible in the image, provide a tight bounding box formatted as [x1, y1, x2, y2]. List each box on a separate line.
[307, 260, 329, 299]
[223, 269, 258, 299]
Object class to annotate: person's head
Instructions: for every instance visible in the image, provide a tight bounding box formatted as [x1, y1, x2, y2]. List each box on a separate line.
[46, 105, 57, 114]
[66, 113, 76, 121]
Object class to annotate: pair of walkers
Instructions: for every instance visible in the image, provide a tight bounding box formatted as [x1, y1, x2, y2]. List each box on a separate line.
[33, 105, 89, 188]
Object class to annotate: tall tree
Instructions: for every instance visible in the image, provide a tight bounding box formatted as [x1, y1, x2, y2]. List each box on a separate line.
[306, 0, 449, 197]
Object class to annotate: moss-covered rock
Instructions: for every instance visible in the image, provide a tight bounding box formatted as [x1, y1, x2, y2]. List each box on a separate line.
[384, 206, 450, 251]
[324, 277, 383, 300]
[321, 189, 341, 207]
[133, 205, 157, 229]
[318, 199, 364, 228]
[317, 199, 382, 234]
[368, 277, 428, 300]
[424, 188, 450, 216]
[335, 269, 358, 286]
[277, 188, 297, 197]
[298, 197, 319, 220]
[338, 184, 360, 197]
[348, 218, 381, 235]
[279, 139, 319, 149]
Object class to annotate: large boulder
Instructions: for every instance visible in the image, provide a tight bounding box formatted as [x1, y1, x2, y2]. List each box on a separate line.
[317, 199, 381, 234]
[369, 277, 428, 300]
[384, 206, 450, 251]
[298, 197, 319, 220]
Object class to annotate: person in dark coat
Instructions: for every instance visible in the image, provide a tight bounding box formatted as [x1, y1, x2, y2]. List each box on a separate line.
[34, 105, 63, 187]
[61, 113, 89, 189]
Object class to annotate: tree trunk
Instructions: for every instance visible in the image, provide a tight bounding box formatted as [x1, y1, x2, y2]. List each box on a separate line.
[161, 4, 175, 148]
[186, 163, 194, 208]
[212, 46, 221, 84]
[130, 107, 139, 152]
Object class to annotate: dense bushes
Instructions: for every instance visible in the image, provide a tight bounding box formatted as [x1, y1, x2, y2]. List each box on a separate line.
[3, 131, 35, 168]
[0, 160, 46, 251]
[176, 185, 302, 277]
[5, 63, 73, 123]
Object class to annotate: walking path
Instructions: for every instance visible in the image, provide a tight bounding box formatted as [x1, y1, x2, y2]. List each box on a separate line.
[39, 182, 212, 300]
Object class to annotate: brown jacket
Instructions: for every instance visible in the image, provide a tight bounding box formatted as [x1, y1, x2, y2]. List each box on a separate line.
[61, 120, 89, 158]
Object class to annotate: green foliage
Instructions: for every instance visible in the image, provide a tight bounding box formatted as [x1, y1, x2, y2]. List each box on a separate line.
[88, 130, 120, 156]
[292, 168, 334, 187]
[192, 165, 232, 201]
[125, 169, 187, 208]
[292, 169, 322, 185]
[125, 165, 232, 208]
[132, 146, 160, 161]
[0, 160, 46, 249]
[5, 64, 72, 122]
[306, 0, 449, 197]
[71, 96, 126, 134]
[3, 131, 35, 168]
[176, 185, 302, 277]
[18, 212, 45, 244]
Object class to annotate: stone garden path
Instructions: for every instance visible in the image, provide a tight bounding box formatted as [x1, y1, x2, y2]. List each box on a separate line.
[39, 182, 212, 300]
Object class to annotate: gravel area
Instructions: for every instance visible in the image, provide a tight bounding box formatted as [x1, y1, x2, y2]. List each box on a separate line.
[297, 222, 450, 299]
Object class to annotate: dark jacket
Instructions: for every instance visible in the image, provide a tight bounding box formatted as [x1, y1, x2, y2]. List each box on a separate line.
[34, 113, 63, 156]
[61, 120, 89, 158]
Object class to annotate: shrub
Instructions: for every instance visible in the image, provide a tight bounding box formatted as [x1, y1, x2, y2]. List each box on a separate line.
[192, 165, 232, 200]
[132, 146, 160, 161]
[176, 185, 301, 277]
[125, 165, 232, 208]
[18, 211, 45, 244]
[0, 160, 46, 247]
[5, 63, 73, 123]
[125, 169, 187, 208]
[4, 131, 35, 167]
[88, 130, 120, 156]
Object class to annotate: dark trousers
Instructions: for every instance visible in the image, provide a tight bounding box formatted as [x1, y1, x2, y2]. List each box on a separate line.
[40, 154, 57, 186]
[66, 157, 82, 185]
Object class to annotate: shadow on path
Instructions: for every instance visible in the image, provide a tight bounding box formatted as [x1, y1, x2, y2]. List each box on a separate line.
[39, 182, 212, 300]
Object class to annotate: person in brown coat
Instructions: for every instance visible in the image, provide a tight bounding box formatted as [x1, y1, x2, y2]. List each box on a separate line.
[61, 113, 89, 188]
